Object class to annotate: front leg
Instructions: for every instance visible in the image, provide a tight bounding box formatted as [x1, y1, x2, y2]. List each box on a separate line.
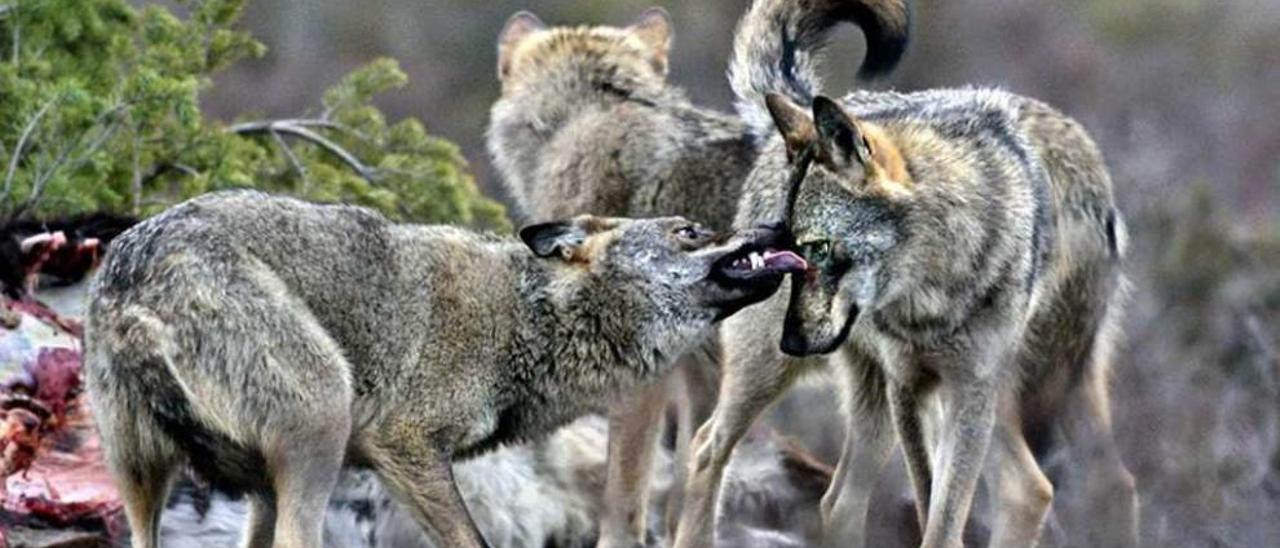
[889, 380, 933, 533]
[673, 304, 805, 548]
[598, 372, 674, 548]
[367, 430, 490, 548]
[820, 350, 893, 548]
[922, 378, 998, 548]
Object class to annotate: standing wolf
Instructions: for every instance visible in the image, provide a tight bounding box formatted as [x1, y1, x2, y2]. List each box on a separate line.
[83, 190, 807, 548]
[486, 5, 905, 544]
[675, 1, 1139, 547]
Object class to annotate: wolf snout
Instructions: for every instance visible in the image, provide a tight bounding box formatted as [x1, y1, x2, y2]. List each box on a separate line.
[715, 227, 808, 280]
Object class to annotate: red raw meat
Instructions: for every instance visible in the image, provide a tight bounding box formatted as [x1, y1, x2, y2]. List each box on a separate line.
[1, 307, 124, 542]
[2, 398, 124, 535]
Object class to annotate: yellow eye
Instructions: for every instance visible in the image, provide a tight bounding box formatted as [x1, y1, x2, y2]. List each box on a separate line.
[803, 240, 833, 261]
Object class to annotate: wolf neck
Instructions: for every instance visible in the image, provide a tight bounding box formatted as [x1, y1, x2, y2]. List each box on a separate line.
[511, 261, 683, 404]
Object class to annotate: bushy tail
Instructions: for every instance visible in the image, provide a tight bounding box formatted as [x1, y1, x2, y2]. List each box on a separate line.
[729, 0, 910, 139]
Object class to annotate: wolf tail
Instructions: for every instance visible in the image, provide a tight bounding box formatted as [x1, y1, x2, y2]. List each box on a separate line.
[730, 0, 910, 139]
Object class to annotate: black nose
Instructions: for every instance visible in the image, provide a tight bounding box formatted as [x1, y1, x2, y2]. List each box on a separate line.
[780, 329, 813, 356]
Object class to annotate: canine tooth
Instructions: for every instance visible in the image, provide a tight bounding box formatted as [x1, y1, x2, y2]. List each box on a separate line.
[750, 252, 764, 270]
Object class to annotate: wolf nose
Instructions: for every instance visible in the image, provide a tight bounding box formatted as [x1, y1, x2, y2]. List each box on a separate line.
[780, 330, 811, 356]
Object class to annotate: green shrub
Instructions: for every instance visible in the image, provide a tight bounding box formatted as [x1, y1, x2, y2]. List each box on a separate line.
[0, 0, 508, 231]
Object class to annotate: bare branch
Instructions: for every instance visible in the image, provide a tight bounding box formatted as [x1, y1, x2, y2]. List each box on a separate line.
[285, 118, 373, 143]
[271, 128, 310, 193]
[1, 97, 54, 209]
[172, 163, 199, 177]
[230, 119, 377, 182]
[8, 105, 126, 219]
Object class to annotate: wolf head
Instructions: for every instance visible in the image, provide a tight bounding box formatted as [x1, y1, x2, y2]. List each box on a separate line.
[521, 215, 806, 325]
[495, 8, 672, 96]
[765, 93, 915, 356]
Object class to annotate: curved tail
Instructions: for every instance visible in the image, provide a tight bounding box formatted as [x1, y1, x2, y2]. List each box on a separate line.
[729, 0, 910, 139]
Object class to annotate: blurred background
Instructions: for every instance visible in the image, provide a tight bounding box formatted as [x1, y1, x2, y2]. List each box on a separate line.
[206, 0, 1280, 545]
[2, 0, 1277, 546]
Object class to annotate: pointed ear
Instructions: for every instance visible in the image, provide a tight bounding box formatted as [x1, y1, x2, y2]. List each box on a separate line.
[520, 221, 586, 260]
[497, 11, 547, 80]
[766, 93, 816, 163]
[627, 7, 673, 74]
[812, 96, 872, 170]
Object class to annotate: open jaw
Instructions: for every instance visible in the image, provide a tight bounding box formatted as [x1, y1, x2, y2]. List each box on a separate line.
[715, 245, 809, 281]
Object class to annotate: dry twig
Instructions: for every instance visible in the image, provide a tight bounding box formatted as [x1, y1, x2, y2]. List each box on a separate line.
[230, 119, 377, 182]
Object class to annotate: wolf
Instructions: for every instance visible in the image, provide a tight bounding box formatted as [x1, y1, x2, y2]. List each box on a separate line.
[486, 5, 905, 544]
[83, 190, 807, 548]
[674, 1, 1139, 547]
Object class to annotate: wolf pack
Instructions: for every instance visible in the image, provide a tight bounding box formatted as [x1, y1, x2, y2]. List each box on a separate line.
[82, 0, 1139, 547]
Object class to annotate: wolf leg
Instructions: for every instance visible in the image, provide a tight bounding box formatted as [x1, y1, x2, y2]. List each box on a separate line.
[921, 379, 997, 548]
[266, 418, 348, 548]
[370, 437, 490, 548]
[889, 380, 933, 532]
[599, 373, 673, 548]
[818, 351, 891, 548]
[986, 408, 1053, 548]
[113, 458, 176, 548]
[664, 351, 719, 541]
[92, 360, 179, 548]
[240, 494, 277, 548]
[820, 402, 892, 547]
[672, 317, 803, 548]
[1066, 368, 1139, 548]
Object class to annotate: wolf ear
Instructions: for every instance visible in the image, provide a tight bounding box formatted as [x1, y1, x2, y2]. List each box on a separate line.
[497, 11, 547, 79]
[520, 221, 586, 260]
[766, 93, 817, 163]
[812, 96, 872, 170]
[627, 7, 673, 74]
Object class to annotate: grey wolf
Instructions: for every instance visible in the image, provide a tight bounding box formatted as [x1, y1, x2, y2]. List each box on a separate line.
[675, 0, 1138, 547]
[487, 9, 757, 545]
[83, 190, 806, 547]
[486, 5, 902, 544]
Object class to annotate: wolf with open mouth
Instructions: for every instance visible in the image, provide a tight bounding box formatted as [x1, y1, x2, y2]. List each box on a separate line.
[83, 189, 804, 548]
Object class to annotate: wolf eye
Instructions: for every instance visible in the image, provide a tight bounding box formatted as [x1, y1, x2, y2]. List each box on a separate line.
[674, 225, 701, 241]
[802, 240, 834, 262]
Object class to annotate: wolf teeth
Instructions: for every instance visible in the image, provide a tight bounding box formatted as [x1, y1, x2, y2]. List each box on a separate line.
[749, 252, 764, 270]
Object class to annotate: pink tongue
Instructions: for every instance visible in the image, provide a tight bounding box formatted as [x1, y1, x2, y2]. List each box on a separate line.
[762, 250, 808, 272]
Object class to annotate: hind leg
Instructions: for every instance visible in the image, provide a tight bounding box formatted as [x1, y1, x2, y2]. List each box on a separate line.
[269, 434, 347, 548]
[986, 406, 1053, 548]
[92, 384, 179, 548]
[113, 458, 177, 548]
[240, 494, 277, 548]
[1065, 367, 1138, 548]
[256, 359, 352, 548]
